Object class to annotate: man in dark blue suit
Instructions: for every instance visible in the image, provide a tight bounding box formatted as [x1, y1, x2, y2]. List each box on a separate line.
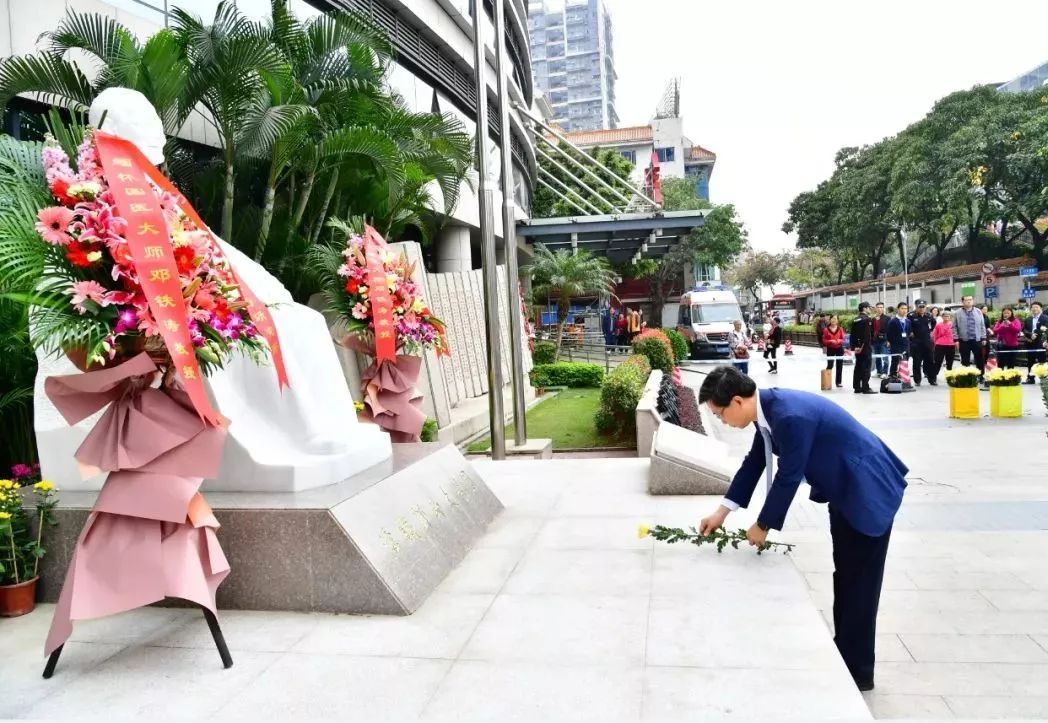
[697, 366, 907, 692]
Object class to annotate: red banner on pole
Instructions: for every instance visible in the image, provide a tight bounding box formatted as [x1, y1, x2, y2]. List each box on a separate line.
[364, 225, 397, 363]
[94, 133, 221, 425]
[96, 133, 289, 390]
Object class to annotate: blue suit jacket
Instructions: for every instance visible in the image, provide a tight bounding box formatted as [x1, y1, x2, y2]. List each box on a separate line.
[726, 388, 907, 536]
[887, 316, 910, 354]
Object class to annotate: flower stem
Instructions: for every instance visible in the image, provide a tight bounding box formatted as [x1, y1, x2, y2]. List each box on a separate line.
[33, 507, 46, 579]
[646, 524, 796, 555]
[6, 525, 19, 584]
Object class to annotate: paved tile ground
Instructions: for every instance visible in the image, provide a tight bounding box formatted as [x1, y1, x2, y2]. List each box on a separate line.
[0, 455, 868, 720]
[686, 347, 1048, 719]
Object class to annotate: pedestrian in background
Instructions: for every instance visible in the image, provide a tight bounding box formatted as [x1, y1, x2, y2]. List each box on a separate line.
[851, 302, 876, 394]
[908, 301, 937, 385]
[765, 317, 782, 373]
[887, 302, 911, 376]
[993, 306, 1022, 369]
[872, 302, 890, 378]
[729, 319, 750, 375]
[816, 313, 829, 355]
[952, 295, 987, 376]
[933, 311, 957, 375]
[930, 306, 942, 324]
[823, 314, 845, 388]
[1022, 301, 1048, 383]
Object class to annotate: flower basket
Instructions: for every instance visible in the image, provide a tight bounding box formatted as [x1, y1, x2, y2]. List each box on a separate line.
[949, 386, 980, 419]
[944, 366, 981, 389]
[989, 385, 1022, 418]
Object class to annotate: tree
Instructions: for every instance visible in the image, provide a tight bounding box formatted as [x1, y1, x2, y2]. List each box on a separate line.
[531, 143, 635, 217]
[526, 244, 618, 356]
[725, 251, 785, 304]
[782, 248, 836, 290]
[0, 11, 189, 133]
[172, 1, 303, 240]
[645, 191, 746, 318]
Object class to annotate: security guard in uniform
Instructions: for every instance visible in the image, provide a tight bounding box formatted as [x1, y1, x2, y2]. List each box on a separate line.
[908, 300, 938, 386]
[851, 302, 876, 394]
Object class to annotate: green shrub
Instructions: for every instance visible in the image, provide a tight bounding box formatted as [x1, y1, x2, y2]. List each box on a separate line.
[421, 418, 439, 442]
[595, 361, 648, 433]
[530, 362, 604, 388]
[631, 329, 674, 373]
[623, 353, 652, 377]
[532, 341, 557, 365]
[662, 327, 689, 363]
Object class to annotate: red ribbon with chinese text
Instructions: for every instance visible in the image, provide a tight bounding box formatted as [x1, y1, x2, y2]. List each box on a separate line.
[94, 133, 220, 425]
[96, 132, 289, 391]
[364, 225, 397, 363]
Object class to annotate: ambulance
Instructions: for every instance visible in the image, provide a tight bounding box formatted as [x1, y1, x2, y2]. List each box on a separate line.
[676, 284, 745, 359]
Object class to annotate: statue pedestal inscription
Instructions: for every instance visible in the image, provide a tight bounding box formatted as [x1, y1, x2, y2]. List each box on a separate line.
[38, 443, 503, 614]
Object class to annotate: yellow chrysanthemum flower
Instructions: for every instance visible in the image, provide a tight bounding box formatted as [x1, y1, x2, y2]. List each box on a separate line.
[0, 511, 11, 520]
[0, 480, 12, 490]
[637, 524, 651, 539]
[34, 480, 55, 492]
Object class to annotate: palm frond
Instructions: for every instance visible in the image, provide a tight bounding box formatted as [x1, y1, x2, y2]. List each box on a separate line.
[0, 53, 95, 111]
[45, 11, 140, 75]
[320, 125, 406, 197]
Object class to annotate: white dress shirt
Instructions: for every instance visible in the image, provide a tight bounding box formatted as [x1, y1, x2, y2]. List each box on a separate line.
[720, 389, 774, 512]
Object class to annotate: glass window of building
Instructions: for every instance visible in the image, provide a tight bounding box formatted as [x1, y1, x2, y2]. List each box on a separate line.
[656, 147, 675, 163]
[620, 150, 636, 164]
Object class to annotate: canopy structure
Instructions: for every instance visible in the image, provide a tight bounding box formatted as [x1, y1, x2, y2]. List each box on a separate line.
[516, 209, 708, 265]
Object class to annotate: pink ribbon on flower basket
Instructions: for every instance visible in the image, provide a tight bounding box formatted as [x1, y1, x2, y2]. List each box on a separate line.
[42, 353, 229, 657]
[341, 334, 426, 442]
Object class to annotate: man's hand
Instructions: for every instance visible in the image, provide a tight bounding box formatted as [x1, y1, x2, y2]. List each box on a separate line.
[699, 506, 730, 536]
[746, 522, 769, 548]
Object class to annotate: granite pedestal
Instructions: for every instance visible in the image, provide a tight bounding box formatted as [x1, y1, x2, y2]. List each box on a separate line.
[37, 443, 502, 614]
[648, 422, 734, 495]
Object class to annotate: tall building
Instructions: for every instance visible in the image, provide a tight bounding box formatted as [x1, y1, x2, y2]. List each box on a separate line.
[527, 0, 618, 131]
[998, 60, 1048, 93]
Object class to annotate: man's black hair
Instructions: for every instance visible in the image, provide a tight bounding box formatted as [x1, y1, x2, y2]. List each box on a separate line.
[699, 365, 757, 406]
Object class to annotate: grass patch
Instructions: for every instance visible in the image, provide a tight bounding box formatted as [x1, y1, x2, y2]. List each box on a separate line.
[467, 388, 634, 452]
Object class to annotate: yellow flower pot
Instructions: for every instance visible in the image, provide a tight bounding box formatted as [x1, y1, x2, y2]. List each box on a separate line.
[989, 385, 1022, 418]
[948, 386, 980, 419]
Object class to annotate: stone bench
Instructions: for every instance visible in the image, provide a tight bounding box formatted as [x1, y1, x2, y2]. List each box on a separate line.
[648, 421, 735, 495]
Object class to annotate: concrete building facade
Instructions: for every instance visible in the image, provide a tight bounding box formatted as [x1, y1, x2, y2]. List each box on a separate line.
[1, 0, 539, 275]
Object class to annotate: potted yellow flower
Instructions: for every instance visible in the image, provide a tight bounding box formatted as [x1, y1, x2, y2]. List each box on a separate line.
[1033, 363, 1048, 416]
[944, 366, 981, 419]
[0, 479, 59, 617]
[985, 368, 1024, 418]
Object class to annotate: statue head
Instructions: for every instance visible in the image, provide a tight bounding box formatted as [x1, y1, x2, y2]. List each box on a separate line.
[88, 88, 166, 165]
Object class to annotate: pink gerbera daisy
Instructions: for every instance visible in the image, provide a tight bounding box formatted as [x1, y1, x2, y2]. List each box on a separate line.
[35, 206, 75, 245]
[68, 280, 108, 314]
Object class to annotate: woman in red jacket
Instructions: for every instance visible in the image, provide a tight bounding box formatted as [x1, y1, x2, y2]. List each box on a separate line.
[823, 314, 846, 388]
[992, 306, 1022, 369]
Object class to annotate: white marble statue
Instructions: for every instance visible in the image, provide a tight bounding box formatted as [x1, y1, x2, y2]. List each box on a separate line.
[33, 88, 392, 493]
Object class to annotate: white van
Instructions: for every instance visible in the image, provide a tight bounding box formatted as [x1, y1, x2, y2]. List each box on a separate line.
[677, 286, 744, 359]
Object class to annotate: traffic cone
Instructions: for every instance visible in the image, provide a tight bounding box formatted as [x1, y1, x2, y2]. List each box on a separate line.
[898, 357, 915, 392]
[985, 355, 998, 374]
[758, 337, 766, 352]
[784, 339, 794, 356]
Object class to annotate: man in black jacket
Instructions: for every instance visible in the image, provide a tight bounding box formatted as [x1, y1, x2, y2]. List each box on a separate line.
[872, 302, 891, 377]
[851, 302, 876, 394]
[1023, 301, 1048, 383]
[908, 300, 937, 386]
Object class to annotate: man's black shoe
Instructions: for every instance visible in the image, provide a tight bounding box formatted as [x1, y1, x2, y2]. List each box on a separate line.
[928, 380, 938, 386]
[861, 389, 878, 394]
[855, 680, 875, 692]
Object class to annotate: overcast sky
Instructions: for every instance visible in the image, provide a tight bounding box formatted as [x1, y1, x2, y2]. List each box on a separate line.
[605, 0, 1048, 253]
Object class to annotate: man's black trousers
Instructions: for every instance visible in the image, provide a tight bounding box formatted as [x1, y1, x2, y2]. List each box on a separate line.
[830, 506, 892, 687]
[852, 349, 872, 391]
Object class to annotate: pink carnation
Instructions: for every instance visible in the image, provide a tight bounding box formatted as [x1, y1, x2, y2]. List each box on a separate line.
[351, 302, 369, 320]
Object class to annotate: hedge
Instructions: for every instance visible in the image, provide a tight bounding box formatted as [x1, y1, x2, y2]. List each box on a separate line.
[662, 327, 689, 363]
[632, 329, 674, 373]
[532, 341, 557, 365]
[595, 359, 648, 434]
[530, 362, 604, 388]
[622, 353, 652, 377]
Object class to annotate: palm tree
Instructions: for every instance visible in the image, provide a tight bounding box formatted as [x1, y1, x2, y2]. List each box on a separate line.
[171, 1, 304, 240]
[0, 11, 189, 133]
[527, 243, 618, 356]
